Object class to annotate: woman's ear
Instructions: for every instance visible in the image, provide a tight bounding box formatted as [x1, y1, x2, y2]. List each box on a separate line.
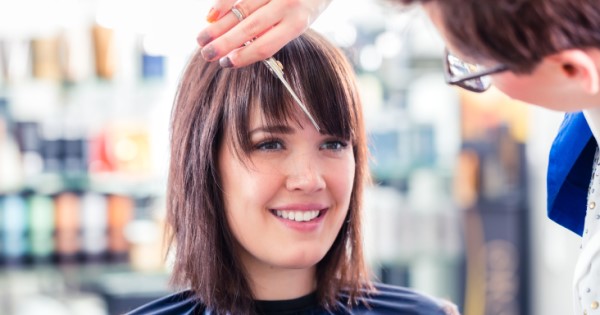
[549, 49, 600, 95]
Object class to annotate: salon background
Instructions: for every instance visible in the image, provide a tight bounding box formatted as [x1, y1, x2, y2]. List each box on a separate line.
[0, 1, 576, 315]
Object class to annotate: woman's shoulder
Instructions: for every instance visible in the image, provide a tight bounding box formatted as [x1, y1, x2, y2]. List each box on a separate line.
[334, 282, 460, 315]
[125, 290, 207, 315]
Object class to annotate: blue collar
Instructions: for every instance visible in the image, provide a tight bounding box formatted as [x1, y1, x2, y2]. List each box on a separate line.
[547, 112, 595, 236]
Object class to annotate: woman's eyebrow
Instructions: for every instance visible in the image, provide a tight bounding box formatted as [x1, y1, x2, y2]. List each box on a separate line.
[248, 125, 294, 136]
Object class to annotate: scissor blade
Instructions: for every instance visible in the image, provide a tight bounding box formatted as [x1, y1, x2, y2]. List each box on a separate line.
[262, 58, 320, 132]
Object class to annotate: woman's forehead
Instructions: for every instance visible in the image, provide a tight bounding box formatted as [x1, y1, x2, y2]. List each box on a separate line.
[247, 101, 306, 129]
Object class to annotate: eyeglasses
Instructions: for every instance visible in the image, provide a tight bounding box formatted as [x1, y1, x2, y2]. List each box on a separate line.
[443, 48, 509, 93]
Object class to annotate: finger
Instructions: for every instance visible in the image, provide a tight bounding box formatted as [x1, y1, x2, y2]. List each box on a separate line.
[197, 0, 271, 47]
[200, 1, 282, 62]
[198, 9, 242, 48]
[219, 21, 307, 68]
[206, 0, 237, 23]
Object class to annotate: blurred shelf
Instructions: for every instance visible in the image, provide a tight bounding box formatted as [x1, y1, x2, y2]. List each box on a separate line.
[0, 263, 171, 315]
[1, 172, 166, 196]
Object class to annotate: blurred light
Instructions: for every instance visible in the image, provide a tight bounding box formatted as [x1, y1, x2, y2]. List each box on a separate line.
[95, 0, 150, 32]
[332, 23, 357, 48]
[125, 220, 159, 244]
[359, 45, 382, 72]
[0, 1, 63, 38]
[142, 35, 166, 56]
[385, 8, 421, 33]
[315, 0, 373, 29]
[115, 138, 138, 161]
[95, 0, 119, 29]
[375, 31, 403, 58]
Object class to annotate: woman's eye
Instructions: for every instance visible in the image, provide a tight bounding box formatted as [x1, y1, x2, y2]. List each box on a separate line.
[255, 140, 284, 151]
[321, 140, 348, 151]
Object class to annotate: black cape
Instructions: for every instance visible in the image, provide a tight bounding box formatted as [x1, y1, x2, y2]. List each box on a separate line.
[126, 282, 457, 314]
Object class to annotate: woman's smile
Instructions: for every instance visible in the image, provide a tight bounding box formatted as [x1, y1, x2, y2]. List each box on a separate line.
[272, 209, 323, 222]
[270, 203, 327, 221]
[269, 203, 330, 232]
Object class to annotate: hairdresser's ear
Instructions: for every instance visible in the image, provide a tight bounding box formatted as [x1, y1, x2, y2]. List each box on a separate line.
[549, 49, 600, 95]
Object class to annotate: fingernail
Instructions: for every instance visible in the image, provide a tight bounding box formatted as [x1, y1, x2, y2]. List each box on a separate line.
[206, 8, 220, 23]
[219, 56, 234, 68]
[201, 46, 218, 61]
[197, 31, 212, 47]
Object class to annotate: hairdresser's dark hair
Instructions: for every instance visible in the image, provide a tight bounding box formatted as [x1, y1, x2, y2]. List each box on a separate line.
[396, 0, 600, 73]
[166, 29, 371, 314]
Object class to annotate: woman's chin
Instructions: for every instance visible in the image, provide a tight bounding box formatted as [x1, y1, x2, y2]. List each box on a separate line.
[272, 252, 326, 270]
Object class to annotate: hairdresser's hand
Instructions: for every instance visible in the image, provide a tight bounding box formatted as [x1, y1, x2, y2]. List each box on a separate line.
[197, 0, 332, 68]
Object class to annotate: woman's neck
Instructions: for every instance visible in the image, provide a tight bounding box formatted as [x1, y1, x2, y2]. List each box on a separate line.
[244, 260, 317, 301]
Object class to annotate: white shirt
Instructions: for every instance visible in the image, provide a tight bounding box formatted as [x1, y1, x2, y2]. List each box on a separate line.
[574, 109, 600, 314]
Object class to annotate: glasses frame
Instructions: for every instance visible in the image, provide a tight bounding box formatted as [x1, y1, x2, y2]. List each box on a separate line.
[443, 49, 509, 93]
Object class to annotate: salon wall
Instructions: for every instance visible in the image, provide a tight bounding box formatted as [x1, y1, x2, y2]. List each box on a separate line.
[0, 1, 577, 315]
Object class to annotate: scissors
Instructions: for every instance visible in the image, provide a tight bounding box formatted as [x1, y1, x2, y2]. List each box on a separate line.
[261, 57, 320, 132]
[230, 7, 320, 132]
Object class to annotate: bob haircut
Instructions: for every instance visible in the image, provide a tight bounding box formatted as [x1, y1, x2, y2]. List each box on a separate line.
[398, 0, 600, 73]
[167, 29, 371, 314]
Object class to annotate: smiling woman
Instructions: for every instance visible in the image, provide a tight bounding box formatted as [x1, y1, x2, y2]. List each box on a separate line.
[126, 29, 459, 315]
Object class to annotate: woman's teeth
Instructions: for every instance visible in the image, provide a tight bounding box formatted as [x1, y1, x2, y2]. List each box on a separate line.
[275, 210, 320, 222]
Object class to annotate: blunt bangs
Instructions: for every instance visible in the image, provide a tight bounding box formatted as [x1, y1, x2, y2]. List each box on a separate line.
[215, 31, 361, 158]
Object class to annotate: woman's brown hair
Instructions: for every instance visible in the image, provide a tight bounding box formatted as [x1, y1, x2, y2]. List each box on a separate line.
[167, 29, 371, 314]
[397, 0, 600, 73]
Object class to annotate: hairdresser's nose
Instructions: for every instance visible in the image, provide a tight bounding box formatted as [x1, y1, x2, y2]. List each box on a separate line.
[285, 153, 326, 193]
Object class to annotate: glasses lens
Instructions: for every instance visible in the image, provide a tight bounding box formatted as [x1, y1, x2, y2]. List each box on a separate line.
[447, 54, 492, 92]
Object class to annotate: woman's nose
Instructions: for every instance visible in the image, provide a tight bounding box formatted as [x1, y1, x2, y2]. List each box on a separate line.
[284, 154, 326, 193]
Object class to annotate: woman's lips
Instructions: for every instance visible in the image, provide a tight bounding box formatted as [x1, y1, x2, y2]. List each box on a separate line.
[271, 209, 324, 222]
[271, 203, 328, 211]
[269, 206, 329, 231]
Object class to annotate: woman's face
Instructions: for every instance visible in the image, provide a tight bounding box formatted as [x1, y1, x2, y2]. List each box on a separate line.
[218, 105, 355, 276]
